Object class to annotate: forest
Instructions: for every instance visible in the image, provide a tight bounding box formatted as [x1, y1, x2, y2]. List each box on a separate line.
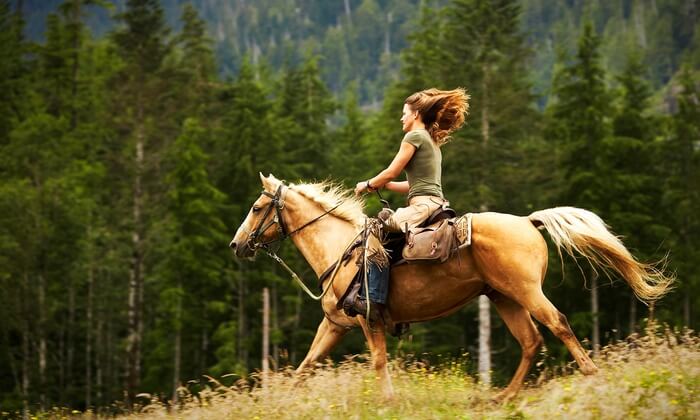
[0, 0, 698, 415]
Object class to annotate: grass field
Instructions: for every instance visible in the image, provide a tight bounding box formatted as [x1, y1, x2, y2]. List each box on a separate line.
[20, 327, 700, 419]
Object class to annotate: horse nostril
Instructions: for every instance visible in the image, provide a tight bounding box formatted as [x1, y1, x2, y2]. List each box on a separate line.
[229, 240, 237, 250]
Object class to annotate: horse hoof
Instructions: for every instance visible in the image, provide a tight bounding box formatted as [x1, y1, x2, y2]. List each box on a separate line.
[581, 364, 599, 375]
[492, 390, 515, 405]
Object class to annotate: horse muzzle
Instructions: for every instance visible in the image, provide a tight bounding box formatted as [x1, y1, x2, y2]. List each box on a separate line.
[229, 238, 256, 258]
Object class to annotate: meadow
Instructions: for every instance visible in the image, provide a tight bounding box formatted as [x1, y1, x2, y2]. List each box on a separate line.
[21, 326, 692, 420]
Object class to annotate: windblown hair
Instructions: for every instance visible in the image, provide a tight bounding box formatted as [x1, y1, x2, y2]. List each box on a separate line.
[405, 87, 470, 145]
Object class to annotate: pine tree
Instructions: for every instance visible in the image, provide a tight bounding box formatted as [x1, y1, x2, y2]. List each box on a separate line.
[173, 3, 217, 120]
[548, 21, 612, 355]
[330, 83, 373, 185]
[663, 66, 700, 329]
[148, 118, 228, 401]
[597, 55, 668, 336]
[277, 56, 336, 180]
[110, 0, 173, 401]
[0, 0, 29, 145]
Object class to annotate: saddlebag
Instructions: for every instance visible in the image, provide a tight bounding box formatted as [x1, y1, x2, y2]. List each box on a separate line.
[402, 220, 456, 263]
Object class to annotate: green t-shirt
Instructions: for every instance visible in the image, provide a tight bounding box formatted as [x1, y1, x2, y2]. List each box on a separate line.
[402, 129, 443, 200]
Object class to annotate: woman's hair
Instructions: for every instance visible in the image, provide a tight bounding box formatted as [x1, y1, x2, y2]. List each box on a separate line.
[405, 88, 470, 145]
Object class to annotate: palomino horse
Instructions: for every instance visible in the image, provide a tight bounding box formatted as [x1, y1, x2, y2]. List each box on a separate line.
[230, 174, 673, 401]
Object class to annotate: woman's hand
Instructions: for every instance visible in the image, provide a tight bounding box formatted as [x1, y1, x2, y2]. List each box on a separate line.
[354, 181, 372, 196]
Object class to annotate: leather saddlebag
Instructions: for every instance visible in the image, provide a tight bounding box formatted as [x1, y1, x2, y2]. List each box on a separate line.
[402, 220, 455, 263]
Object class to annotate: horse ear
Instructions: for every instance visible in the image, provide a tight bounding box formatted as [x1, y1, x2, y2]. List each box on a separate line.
[260, 172, 279, 191]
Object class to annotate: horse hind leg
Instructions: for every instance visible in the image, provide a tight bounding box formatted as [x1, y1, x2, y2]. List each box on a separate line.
[489, 291, 544, 403]
[519, 290, 598, 375]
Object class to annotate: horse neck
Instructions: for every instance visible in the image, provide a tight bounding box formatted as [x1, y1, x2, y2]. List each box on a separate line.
[283, 192, 360, 276]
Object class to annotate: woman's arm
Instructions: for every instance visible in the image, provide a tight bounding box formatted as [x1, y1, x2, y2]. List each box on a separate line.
[384, 181, 409, 193]
[355, 142, 416, 195]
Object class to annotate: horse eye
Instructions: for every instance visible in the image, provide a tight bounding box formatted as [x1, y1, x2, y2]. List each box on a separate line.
[252, 206, 261, 213]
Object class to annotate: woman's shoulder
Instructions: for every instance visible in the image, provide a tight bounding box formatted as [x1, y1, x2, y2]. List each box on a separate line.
[402, 129, 431, 147]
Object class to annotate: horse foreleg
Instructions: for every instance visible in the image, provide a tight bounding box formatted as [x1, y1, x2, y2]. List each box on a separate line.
[296, 317, 348, 372]
[359, 318, 394, 400]
[489, 291, 543, 403]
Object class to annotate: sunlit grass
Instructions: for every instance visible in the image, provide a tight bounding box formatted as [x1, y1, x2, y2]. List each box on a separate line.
[15, 327, 700, 419]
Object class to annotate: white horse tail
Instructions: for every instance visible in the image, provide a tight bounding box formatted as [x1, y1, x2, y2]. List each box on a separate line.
[528, 207, 674, 304]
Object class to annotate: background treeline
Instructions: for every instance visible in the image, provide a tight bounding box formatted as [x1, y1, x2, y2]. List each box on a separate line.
[0, 0, 698, 414]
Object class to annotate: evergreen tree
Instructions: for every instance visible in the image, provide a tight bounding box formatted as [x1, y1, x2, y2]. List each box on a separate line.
[0, 0, 29, 145]
[110, 0, 174, 400]
[663, 66, 700, 329]
[277, 56, 336, 180]
[596, 55, 670, 336]
[329, 83, 373, 185]
[173, 3, 217, 120]
[550, 22, 611, 209]
[144, 118, 228, 400]
[547, 21, 612, 356]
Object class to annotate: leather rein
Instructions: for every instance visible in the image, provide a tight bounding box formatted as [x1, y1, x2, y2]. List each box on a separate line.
[245, 183, 361, 301]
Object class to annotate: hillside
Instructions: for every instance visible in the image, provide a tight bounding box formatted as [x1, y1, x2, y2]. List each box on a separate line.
[17, 0, 700, 103]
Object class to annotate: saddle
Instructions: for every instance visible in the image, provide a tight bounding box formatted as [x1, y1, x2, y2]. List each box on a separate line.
[385, 207, 472, 266]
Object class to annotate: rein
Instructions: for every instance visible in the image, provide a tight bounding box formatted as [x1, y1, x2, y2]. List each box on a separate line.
[247, 183, 359, 301]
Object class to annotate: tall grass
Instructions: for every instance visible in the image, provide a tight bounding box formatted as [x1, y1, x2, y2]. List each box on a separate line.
[11, 327, 699, 419]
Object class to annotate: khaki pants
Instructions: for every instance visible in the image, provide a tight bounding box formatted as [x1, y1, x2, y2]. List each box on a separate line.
[385, 195, 447, 232]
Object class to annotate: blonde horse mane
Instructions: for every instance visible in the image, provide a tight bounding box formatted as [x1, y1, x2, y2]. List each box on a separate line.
[264, 175, 367, 228]
[263, 174, 387, 265]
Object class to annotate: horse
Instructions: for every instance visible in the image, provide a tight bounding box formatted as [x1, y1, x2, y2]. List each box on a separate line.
[229, 173, 674, 401]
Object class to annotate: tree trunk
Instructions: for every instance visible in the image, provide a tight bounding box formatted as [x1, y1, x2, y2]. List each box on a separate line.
[38, 273, 46, 409]
[343, 0, 352, 26]
[200, 329, 208, 375]
[591, 271, 600, 356]
[684, 288, 691, 329]
[629, 291, 637, 335]
[67, 278, 75, 401]
[262, 288, 270, 380]
[127, 109, 145, 402]
[237, 267, 248, 368]
[478, 295, 491, 386]
[272, 283, 279, 368]
[22, 272, 30, 420]
[86, 257, 93, 409]
[477, 63, 492, 386]
[291, 288, 302, 365]
[96, 316, 103, 405]
[173, 288, 182, 404]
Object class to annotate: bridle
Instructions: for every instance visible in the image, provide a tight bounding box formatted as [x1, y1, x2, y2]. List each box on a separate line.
[243, 182, 358, 301]
[245, 184, 289, 251]
[246, 183, 342, 252]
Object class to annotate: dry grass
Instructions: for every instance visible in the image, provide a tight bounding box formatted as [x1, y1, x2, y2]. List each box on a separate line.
[24, 327, 700, 419]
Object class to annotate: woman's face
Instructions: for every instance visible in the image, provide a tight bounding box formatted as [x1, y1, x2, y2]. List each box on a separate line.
[400, 103, 418, 132]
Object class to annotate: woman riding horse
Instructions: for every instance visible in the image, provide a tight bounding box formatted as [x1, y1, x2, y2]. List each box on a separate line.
[350, 88, 470, 317]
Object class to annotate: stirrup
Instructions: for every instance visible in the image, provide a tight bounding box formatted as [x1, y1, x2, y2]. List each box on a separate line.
[351, 296, 384, 323]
